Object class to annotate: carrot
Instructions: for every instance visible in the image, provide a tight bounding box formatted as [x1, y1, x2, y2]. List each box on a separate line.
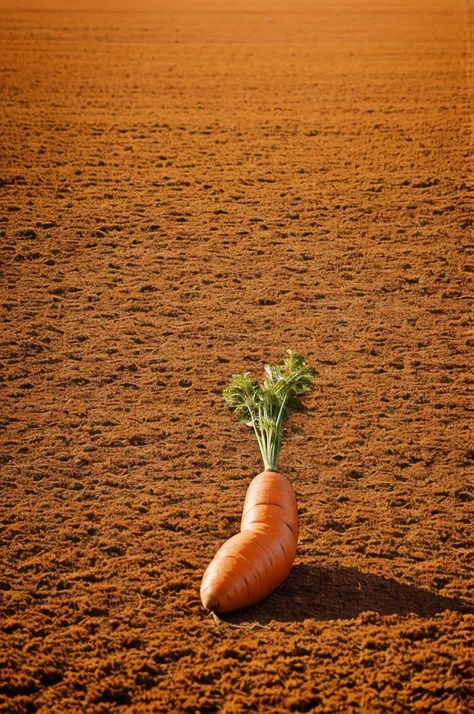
[200, 351, 315, 614]
[201, 470, 298, 613]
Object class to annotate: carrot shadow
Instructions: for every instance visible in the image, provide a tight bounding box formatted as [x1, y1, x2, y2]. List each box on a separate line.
[223, 563, 473, 625]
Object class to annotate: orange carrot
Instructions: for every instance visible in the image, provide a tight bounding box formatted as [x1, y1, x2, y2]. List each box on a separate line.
[200, 471, 298, 613]
[200, 352, 315, 614]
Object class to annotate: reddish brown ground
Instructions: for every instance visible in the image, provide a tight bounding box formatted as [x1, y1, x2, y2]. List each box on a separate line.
[1, 0, 473, 712]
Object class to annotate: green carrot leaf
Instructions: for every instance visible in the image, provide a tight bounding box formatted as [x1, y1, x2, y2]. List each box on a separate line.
[223, 351, 316, 471]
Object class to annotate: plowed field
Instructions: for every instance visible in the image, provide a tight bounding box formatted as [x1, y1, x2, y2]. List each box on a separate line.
[1, 1, 473, 712]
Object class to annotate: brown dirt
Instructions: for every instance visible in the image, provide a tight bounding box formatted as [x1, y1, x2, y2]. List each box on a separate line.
[1, 0, 473, 712]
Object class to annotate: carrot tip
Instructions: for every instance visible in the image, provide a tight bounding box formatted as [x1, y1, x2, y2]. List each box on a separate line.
[201, 592, 220, 612]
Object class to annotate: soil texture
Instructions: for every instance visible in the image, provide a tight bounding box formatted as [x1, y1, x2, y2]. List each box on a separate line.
[1, 1, 473, 712]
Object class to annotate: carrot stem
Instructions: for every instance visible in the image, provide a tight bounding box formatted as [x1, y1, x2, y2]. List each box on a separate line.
[223, 351, 316, 471]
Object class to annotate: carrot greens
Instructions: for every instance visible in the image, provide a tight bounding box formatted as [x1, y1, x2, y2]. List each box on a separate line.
[223, 351, 316, 472]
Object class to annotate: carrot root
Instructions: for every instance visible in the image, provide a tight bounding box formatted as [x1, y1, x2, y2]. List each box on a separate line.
[200, 471, 298, 614]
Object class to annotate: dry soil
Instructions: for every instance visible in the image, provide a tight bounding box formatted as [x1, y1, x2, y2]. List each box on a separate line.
[1, 1, 473, 712]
